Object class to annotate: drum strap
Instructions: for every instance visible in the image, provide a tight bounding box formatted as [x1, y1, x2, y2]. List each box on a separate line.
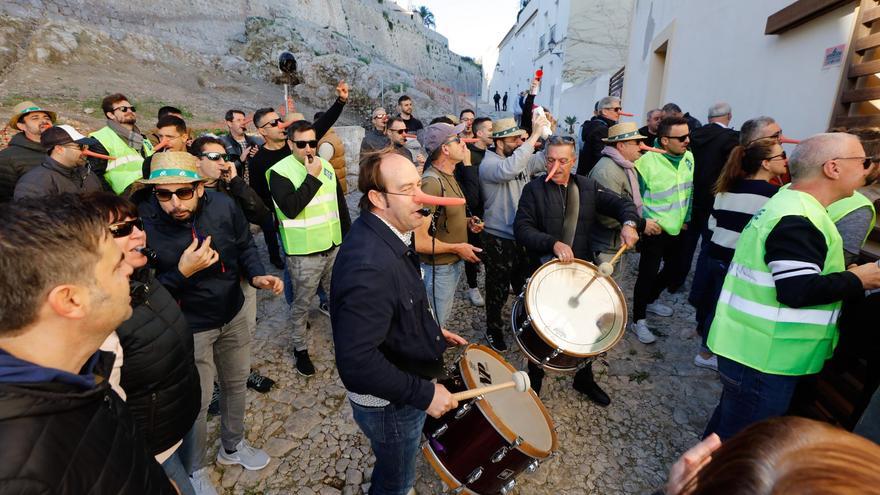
[562, 182, 579, 246]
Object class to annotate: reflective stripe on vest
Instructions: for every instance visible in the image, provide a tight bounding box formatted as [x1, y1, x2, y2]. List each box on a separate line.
[635, 151, 694, 235]
[268, 155, 342, 256]
[90, 126, 154, 194]
[707, 187, 844, 375]
[827, 191, 876, 246]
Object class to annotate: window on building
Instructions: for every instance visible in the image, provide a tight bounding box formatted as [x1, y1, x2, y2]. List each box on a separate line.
[549, 24, 557, 44]
[539, 34, 546, 53]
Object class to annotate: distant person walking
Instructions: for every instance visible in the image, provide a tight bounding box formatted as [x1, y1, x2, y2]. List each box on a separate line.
[502, 92, 508, 111]
[493, 91, 501, 112]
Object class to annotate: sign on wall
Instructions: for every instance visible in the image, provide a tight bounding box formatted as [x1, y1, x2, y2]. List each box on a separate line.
[823, 44, 846, 69]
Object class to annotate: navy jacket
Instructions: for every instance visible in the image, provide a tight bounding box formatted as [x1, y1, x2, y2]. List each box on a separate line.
[331, 212, 446, 410]
[139, 190, 266, 332]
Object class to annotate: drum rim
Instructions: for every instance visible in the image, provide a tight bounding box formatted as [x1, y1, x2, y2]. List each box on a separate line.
[422, 443, 474, 493]
[523, 258, 627, 357]
[511, 298, 580, 372]
[458, 344, 559, 458]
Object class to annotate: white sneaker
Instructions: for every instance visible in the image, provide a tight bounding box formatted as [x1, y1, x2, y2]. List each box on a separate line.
[631, 319, 657, 344]
[646, 302, 674, 317]
[467, 288, 485, 307]
[216, 439, 271, 470]
[694, 353, 718, 371]
[190, 467, 219, 495]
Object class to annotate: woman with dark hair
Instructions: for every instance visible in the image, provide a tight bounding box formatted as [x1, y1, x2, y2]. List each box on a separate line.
[691, 138, 787, 371]
[664, 416, 880, 494]
[88, 192, 201, 495]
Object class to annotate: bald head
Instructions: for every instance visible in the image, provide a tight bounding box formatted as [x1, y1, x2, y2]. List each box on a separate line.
[789, 133, 861, 181]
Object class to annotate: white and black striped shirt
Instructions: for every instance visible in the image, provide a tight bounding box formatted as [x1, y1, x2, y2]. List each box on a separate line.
[708, 180, 779, 263]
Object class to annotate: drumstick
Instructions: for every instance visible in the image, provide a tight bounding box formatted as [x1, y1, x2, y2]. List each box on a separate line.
[597, 243, 629, 277]
[451, 371, 530, 401]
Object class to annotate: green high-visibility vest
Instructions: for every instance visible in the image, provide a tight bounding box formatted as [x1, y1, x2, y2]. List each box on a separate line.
[827, 191, 876, 245]
[267, 155, 342, 256]
[90, 126, 154, 194]
[634, 150, 694, 235]
[707, 188, 845, 376]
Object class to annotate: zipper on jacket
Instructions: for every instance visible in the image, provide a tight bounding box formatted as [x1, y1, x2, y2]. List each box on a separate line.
[148, 392, 158, 433]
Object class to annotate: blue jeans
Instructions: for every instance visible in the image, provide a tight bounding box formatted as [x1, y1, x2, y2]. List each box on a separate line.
[161, 450, 195, 495]
[704, 356, 801, 440]
[350, 401, 426, 495]
[421, 260, 464, 328]
[694, 257, 729, 353]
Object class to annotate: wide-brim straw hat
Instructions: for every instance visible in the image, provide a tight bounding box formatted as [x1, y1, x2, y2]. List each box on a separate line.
[7, 101, 57, 129]
[491, 117, 528, 139]
[139, 151, 206, 185]
[603, 122, 646, 143]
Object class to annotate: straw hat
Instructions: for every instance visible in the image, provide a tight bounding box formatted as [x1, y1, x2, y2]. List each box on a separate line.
[491, 118, 528, 139]
[602, 122, 646, 143]
[139, 152, 205, 185]
[7, 101, 57, 129]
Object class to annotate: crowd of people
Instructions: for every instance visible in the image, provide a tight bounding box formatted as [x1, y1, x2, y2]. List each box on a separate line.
[2, 69, 880, 495]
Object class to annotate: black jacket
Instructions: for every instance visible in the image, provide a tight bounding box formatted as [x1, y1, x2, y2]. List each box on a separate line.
[116, 269, 201, 455]
[0, 133, 46, 202]
[208, 176, 273, 226]
[219, 133, 264, 177]
[139, 191, 266, 332]
[456, 144, 486, 217]
[13, 156, 105, 200]
[689, 123, 740, 215]
[577, 116, 616, 176]
[331, 212, 446, 410]
[0, 351, 176, 494]
[514, 174, 642, 265]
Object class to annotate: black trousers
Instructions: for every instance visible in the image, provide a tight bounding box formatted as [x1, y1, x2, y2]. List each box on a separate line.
[464, 231, 483, 289]
[632, 231, 684, 320]
[482, 233, 530, 334]
[671, 209, 710, 290]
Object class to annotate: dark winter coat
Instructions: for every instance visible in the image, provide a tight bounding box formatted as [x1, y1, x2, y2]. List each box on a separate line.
[13, 156, 105, 200]
[577, 116, 616, 176]
[689, 123, 740, 218]
[0, 133, 46, 202]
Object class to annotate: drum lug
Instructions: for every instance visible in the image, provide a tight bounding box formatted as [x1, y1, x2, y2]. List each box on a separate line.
[542, 348, 562, 365]
[432, 423, 448, 438]
[454, 402, 472, 419]
[490, 446, 509, 463]
[526, 459, 539, 474]
[500, 479, 516, 495]
[511, 436, 524, 448]
[465, 467, 484, 484]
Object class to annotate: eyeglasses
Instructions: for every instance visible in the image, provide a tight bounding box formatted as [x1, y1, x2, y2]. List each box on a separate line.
[372, 114, 387, 120]
[443, 137, 462, 146]
[109, 218, 144, 238]
[389, 128, 407, 135]
[767, 151, 787, 161]
[664, 134, 690, 142]
[292, 140, 318, 149]
[606, 107, 623, 112]
[832, 156, 873, 169]
[259, 118, 282, 128]
[547, 135, 576, 145]
[200, 152, 230, 161]
[112, 106, 136, 113]
[154, 187, 196, 202]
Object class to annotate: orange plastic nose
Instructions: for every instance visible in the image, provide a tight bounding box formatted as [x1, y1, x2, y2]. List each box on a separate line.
[413, 190, 465, 207]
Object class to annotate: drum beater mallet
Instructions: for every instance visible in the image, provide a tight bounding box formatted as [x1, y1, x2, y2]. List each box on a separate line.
[450, 371, 531, 401]
[568, 243, 629, 308]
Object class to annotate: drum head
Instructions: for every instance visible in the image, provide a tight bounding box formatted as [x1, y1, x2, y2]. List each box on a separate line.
[459, 345, 557, 457]
[524, 259, 626, 357]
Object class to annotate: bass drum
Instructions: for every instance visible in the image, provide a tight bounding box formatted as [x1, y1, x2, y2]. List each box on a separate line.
[511, 259, 627, 371]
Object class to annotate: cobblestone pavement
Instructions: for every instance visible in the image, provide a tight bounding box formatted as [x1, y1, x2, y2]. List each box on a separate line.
[201, 199, 722, 495]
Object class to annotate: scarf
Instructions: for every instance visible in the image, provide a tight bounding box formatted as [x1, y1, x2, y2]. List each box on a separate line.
[108, 119, 145, 153]
[601, 145, 643, 215]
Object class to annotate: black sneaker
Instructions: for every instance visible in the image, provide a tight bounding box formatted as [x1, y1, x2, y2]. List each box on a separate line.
[573, 368, 611, 407]
[246, 369, 275, 393]
[486, 330, 508, 352]
[207, 382, 220, 416]
[294, 349, 315, 376]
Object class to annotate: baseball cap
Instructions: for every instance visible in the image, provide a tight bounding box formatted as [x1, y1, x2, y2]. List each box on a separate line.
[419, 122, 466, 154]
[40, 125, 98, 148]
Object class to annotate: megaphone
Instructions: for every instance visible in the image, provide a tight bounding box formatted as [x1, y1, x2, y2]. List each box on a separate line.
[279, 52, 297, 75]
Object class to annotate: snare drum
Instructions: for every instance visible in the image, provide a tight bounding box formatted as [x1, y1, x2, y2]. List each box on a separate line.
[423, 344, 557, 494]
[511, 259, 626, 371]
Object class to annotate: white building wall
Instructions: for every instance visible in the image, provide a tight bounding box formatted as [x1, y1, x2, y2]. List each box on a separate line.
[559, 72, 613, 135]
[622, 0, 855, 140]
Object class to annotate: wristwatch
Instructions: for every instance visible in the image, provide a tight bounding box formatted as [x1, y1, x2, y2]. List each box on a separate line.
[623, 220, 637, 229]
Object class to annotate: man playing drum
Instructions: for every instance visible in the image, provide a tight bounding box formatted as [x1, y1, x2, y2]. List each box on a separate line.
[514, 135, 642, 406]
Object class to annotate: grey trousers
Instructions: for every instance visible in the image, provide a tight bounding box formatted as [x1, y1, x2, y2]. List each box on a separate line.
[286, 247, 337, 351]
[185, 303, 251, 472]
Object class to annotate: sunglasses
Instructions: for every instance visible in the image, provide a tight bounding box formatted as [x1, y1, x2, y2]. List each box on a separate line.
[113, 106, 136, 113]
[664, 134, 690, 142]
[606, 107, 623, 112]
[372, 115, 387, 120]
[109, 218, 144, 238]
[443, 137, 462, 146]
[547, 135, 576, 145]
[200, 152, 230, 161]
[292, 140, 318, 149]
[389, 129, 407, 135]
[259, 118, 282, 128]
[767, 151, 787, 161]
[154, 187, 196, 202]
[832, 156, 874, 169]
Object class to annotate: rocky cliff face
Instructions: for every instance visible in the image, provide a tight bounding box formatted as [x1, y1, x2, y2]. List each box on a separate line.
[0, 0, 481, 128]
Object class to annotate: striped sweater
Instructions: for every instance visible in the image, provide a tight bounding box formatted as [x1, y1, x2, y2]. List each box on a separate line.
[707, 179, 779, 263]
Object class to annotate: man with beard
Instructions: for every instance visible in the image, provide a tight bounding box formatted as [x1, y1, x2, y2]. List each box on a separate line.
[137, 152, 282, 492]
[14, 125, 104, 199]
[0, 101, 56, 202]
[220, 109, 263, 180]
[90, 93, 155, 194]
[397, 95, 423, 133]
[639, 108, 662, 147]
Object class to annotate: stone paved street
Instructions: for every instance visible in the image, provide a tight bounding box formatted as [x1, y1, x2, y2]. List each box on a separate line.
[201, 199, 722, 495]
